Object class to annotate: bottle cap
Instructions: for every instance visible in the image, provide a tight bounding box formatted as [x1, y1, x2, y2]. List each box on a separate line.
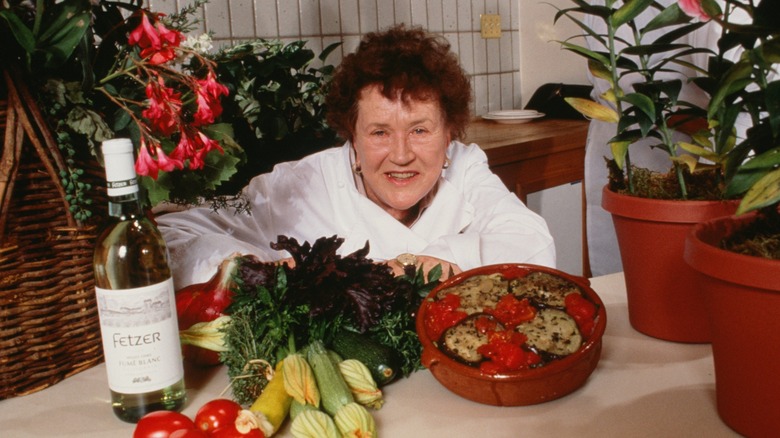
[101, 139, 138, 197]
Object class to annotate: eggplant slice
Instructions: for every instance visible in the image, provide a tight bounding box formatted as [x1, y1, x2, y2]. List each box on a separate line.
[439, 313, 503, 365]
[436, 273, 509, 314]
[510, 271, 582, 308]
[516, 309, 582, 356]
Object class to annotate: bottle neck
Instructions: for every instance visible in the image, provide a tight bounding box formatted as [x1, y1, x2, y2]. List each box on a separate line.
[101, 138, 143, 220]
[107, 190, 145, 220]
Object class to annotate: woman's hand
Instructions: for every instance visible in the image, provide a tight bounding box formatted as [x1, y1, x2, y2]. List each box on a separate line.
[276, 257, 295, 269]
[278, 253, 461, 280]
[386, 254, 461, 280]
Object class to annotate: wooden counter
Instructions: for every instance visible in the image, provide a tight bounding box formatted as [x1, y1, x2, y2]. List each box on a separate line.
[465, 118, 589, 202]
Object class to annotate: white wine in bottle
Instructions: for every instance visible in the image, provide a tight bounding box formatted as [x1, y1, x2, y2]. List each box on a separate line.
[93, 138, 186, 423]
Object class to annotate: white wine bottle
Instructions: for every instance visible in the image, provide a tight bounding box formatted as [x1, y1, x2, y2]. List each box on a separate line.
[93, 138, 186, 423]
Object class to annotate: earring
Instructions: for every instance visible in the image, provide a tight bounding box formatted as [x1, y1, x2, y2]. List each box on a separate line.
[352, 162, 362, 175]
[442, 157, 451, 169]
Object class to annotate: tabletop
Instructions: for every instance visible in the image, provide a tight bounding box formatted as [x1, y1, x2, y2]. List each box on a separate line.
[0, 272, 740, 438]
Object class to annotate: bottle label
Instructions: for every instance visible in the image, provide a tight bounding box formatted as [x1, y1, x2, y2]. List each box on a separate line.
[106, 177, 139, 197]
[95, 278, 184, 394]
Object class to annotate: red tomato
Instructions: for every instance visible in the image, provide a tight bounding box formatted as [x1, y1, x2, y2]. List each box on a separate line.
[211, 424, 266, 438]
[194, 399, 243, 433]
[133, 411, 195, 438]
[169, 429, 210, 438]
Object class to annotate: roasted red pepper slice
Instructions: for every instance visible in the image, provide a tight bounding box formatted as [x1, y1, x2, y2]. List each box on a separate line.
[565, 293, 597, 337]
[485, 294, 536, 328]
[425, 293, 468, 340]
[478, 331, 541, 374]
[474, 314, 500, 334]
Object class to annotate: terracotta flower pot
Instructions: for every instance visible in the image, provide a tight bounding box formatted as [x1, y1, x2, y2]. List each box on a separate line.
[684, 212, 780, 437]
[601, 186, 738, 342]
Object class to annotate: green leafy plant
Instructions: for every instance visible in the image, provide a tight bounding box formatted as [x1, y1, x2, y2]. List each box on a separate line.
[1, 0, 239, 215]
[695, 0, 780, 215]
[553, 0, 726, 200]
[1, 0, 340, 215]
[208, 39, 341, 195]
[695, 0, 780, 259]
[554, 0, 780, 257]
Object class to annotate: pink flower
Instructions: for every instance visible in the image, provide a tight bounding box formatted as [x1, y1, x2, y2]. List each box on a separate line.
[134, 138, 184, 180]
[198, 72, 230, 100]
[192, 92, 217, 126]
[171, 130, 197, 160]
[128, 13, 161, 50]
[679, 0, 712, 21]
[196, 130, 224, 156]
[154, 16, 182, 48]
[154, 146, 184, 172]
[192, 72, 229, 126]
[171, 129, 224, 170]
[135, 138, 159, 179]
[128, 13, 182, 65]
[142, 77, 182, 136]
[142, 45, 177, 65]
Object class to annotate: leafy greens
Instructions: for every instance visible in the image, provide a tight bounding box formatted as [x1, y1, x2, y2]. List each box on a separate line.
[221, 235, 441, 404]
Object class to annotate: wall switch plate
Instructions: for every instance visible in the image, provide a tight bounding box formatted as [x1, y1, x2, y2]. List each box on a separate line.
[480, 14, 501, 39]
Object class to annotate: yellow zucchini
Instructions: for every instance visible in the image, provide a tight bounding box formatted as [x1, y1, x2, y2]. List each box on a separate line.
[249, 360, 293, 436]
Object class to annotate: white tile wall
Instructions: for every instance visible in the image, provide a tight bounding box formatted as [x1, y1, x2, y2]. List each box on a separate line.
[149, 0, 524, 115]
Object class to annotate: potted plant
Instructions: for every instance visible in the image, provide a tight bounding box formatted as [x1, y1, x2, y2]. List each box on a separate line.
[553, 0, 741, 342]
[681, 1, 780, 435]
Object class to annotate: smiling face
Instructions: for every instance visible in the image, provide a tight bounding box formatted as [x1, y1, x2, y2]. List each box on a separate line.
[352, 85, 452, 225]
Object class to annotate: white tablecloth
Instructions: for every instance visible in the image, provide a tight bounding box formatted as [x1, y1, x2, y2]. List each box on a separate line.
[0, 273, 740, 437]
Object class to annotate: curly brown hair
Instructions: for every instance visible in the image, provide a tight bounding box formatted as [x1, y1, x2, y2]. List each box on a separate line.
[326, 24, 472, 142]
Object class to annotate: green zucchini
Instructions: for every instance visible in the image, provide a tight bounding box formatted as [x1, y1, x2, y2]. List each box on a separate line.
[331, 330, 400, 386]
[307, 340, 354, 416]
[289, 398, 317, 420]
[327, 349, 343, 365]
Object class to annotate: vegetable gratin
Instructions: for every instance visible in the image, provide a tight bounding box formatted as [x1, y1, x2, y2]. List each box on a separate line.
[424, 270, 599, 375]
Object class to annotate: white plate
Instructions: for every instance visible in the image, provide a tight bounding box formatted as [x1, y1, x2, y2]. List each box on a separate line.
[486, 109, 542, 118]
[482, 111, 545, 124]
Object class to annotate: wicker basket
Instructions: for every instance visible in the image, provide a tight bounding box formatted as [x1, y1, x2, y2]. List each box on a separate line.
[0, 67, 106, 399]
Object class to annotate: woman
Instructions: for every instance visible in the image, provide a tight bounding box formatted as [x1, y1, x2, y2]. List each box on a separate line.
[158, 25, 555, 288]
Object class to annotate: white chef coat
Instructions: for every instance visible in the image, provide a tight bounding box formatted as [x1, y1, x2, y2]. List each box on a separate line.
[157, 141, 556, 288]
